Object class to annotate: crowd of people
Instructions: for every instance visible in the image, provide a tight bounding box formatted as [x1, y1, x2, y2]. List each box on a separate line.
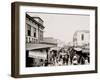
[29, 46, 90, 67]
[45, 47, 90, 66]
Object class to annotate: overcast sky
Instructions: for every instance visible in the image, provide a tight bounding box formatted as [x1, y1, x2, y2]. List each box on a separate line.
[27, 12, 90, 44]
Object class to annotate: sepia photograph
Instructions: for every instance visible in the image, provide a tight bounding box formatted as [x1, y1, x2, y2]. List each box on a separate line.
[25, 12, 90, 67]
[11, 2, 97, 77]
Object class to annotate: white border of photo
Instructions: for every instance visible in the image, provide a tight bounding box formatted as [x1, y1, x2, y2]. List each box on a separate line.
[19, 5, 95, 75]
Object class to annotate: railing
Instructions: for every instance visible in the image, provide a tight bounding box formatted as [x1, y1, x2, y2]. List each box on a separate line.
[26, 36, 39, 43]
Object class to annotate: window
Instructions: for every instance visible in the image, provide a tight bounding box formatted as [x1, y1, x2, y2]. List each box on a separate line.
[34, 28, 36, 38]
[26, 37, 27, 43]
[27, 24, 31, 36]
[40, 31, 43, 40]
[34, 33, 36, 37]
[81, 34, 84, 41]
[28, 30, 31, 36]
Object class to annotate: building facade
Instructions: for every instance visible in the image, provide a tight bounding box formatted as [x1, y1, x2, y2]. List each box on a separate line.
[73, 30, 90, 47]
[25, 14, 57, 67]
[26, 14, 44, 43]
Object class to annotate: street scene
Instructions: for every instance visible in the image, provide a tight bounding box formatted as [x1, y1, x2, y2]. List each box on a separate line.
[25, 13, 90, 67]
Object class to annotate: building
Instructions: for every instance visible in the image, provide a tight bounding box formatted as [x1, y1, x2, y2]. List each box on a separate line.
[26, 14, 44, 43]
[25, 14, 57, 67]
[73, 30, 90, 55]
[73, 30, 90, 47]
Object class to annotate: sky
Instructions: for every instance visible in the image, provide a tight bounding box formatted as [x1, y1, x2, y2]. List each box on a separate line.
[27, 12, 90, 44]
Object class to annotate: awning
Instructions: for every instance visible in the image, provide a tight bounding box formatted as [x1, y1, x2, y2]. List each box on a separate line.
[26, 43, 56, 50]
[29, 50, 47, 59]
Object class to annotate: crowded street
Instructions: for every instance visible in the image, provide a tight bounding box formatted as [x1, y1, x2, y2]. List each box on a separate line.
[37, 46, 90, 67]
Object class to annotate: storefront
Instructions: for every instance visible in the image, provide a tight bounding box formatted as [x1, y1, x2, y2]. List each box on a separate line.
[26, 43, 56, 67]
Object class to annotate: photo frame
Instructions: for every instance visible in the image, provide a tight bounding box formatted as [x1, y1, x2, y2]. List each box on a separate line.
[11, 2, 98, 78]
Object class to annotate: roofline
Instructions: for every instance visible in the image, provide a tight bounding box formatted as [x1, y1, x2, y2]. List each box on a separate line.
[26, 13, 45, 28]
[32, 17, 44, 22]
[40, 42, 57, 45]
